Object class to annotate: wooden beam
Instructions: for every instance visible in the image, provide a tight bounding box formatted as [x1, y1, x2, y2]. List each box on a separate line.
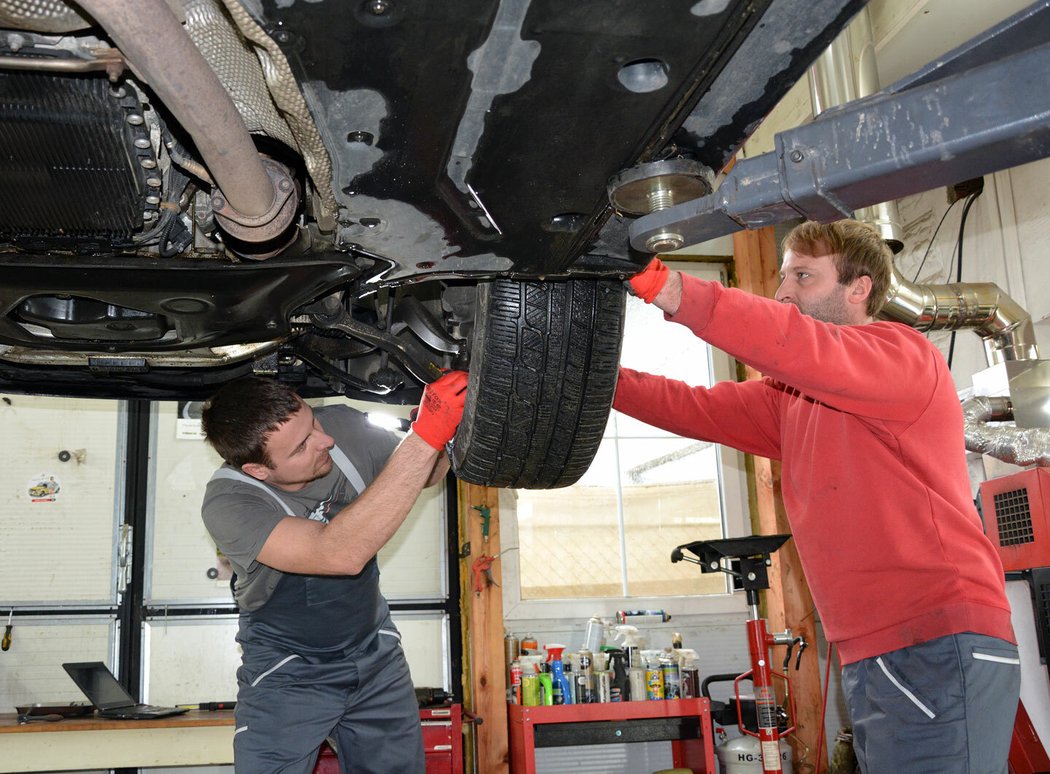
[732, 228, 828, 774]
[457, 482, 509, 774]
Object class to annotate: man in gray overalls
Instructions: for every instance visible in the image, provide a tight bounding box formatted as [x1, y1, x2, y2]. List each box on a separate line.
[200, 371, 468, 773]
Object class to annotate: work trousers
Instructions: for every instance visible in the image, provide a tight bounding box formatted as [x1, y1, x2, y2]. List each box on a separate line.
[841, 633, 1020, 774]
[233, 626, 425, 774]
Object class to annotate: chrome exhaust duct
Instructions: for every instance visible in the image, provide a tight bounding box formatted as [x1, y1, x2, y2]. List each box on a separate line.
[882, 269, 1039, 364]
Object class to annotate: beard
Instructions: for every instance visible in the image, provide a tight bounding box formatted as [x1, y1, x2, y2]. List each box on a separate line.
[798, 290, 853, 325]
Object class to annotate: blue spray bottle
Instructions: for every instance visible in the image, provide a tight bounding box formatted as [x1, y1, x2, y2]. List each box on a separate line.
[546, 644, 572, 705]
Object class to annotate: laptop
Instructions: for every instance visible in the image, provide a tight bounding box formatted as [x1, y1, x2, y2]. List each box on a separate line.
[62, 661, 189, 719]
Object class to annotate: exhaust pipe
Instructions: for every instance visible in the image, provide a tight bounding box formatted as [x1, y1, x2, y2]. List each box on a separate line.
[75, 0, 299, 250]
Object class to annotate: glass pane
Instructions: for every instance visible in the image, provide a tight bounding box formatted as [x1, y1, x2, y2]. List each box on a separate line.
[144, 617, 240, 704]
[619, 440, 726, 597]
[0, 394, 121, 604]
[148, 402, 231, 604]
[379, 481, 447, 601]
[0, 617, 114, 709]
[516, 445, 624, 599]
[148, 397, 448, 603]
[620, 295, 712, 383]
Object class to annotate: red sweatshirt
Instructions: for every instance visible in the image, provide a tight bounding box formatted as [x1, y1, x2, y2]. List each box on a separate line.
[614, 274, 1014, 664]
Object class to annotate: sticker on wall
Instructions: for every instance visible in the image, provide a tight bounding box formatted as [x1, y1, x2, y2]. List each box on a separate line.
[27, 474, 61, 502]
[176, 401, 206, 440]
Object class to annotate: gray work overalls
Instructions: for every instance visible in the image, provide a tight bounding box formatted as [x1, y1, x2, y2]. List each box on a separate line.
[214, 447, 425, 774]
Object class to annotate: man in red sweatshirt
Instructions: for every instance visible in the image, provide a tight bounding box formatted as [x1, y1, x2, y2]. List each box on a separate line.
[616, 220, 1019, 773]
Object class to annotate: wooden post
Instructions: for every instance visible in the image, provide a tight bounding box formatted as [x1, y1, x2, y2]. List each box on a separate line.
[732, 227, 828, 774]
[458, 482, 509, 774]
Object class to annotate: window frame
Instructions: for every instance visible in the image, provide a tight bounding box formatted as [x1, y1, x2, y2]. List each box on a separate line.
[501, 261, 750, 623]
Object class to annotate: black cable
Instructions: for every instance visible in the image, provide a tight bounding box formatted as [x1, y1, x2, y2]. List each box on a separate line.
[911, 197, 962, 282]
[946, 191, 981, 370]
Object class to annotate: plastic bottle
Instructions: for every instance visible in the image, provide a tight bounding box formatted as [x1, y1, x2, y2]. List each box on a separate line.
[546, 644, 572, 705]
[643, 650, 664, 700]
[675, 648, 700, 698]
[607, 648, 629, 701]
[612, 624, 643, 669]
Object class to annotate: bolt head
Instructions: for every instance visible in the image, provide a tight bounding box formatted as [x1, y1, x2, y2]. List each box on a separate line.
[646, 232, 684, 253]
[789, 149, 805, 163]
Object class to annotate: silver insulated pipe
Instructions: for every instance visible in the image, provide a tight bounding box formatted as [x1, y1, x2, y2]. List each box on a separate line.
[962, 396, 1050, 468]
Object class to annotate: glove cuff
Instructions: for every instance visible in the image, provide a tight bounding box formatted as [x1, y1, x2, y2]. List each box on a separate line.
[628, 258, 670, 303]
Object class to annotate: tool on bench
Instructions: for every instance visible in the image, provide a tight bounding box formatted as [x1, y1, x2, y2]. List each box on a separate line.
[672, 535, 805, 774]
[176, 701, 237, 711]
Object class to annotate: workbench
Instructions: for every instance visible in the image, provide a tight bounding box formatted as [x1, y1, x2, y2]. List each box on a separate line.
[0, 704, 462, 773]
[0, 710, 236, 772]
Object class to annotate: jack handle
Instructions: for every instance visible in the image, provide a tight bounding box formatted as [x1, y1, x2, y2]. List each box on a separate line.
[782, 635, 807, 671]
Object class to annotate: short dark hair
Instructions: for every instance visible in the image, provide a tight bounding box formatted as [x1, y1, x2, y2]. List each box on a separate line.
[781, 220, 893, 317]
[201, 377, 304, 469]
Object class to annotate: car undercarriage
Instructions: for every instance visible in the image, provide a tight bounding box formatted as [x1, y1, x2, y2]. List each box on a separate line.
[0, 0, 864, 486]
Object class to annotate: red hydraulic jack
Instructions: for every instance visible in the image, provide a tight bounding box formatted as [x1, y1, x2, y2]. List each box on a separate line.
[673, 534, 805, 774]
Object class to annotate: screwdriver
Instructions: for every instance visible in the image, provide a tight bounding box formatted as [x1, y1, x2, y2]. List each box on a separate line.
[177, 701, 237, 711]
[2, 610, 11, 652]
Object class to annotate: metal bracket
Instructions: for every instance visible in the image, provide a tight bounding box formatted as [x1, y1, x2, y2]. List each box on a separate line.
[630, 3, 1050, 251]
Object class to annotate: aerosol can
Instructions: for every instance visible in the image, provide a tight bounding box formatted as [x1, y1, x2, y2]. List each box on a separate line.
[715, 733, 793, 774]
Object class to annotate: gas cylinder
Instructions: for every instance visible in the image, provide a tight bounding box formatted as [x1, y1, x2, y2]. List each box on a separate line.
[715, 734, 793, 774]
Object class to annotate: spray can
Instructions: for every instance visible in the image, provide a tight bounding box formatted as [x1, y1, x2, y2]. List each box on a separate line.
[505, 633, 520, 668]
[521, 673, 541, 707]
[583, 616, 605, 653]
[509, 659, 523, 704]
[520, 634, 538, 655]
[576, 648, 594, 703]
[608, 649, 629, 702]
[661, 657, 681, 700]
[645, 656, 664, 701]
[628, 667, 647, 702]
[595, 671, 611, 703]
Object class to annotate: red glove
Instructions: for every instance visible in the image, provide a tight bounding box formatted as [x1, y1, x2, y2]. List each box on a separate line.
[411, 370, 469, 449]
[627, 258, 670, 303]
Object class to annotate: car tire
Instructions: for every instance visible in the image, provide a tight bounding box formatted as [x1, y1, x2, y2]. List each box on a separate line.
[450, 277, 626, 489]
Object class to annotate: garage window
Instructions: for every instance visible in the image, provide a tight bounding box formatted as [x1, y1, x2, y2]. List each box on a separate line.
[501, 263, 749, 620]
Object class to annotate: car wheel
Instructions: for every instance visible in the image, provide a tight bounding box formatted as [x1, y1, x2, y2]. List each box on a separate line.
[450, 277, 626, 489]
